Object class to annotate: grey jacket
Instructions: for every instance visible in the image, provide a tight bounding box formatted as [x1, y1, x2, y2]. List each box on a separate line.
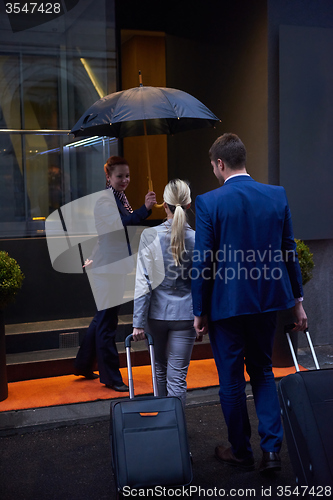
[133, 220, 195, 328]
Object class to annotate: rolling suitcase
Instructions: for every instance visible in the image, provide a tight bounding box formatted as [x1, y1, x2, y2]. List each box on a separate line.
[278, 325, 333, 488]
[110, 333, 193, 494]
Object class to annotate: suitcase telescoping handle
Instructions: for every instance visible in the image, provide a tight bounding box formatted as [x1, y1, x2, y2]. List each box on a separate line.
[125, 333, 159, 399]
[284, 325, 320, 372]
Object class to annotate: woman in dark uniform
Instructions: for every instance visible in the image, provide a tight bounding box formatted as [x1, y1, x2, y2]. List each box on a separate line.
[74, 156, 156, 391]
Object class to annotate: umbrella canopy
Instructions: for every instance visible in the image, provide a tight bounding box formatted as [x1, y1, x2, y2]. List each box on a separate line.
[70, 85, 220, 138]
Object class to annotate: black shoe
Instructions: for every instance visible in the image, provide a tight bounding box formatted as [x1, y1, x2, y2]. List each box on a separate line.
[259, 452, 281, 474]
[74, 371, 99, 380]
[215, 446, 255, 471]
[106, 383, 129, 392]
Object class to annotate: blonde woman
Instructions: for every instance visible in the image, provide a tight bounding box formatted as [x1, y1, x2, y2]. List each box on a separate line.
[132, 179, 196, 407]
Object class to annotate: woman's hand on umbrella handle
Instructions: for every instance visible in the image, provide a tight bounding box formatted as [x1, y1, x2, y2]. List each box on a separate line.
[132, 327, 146, 342]
[145, 191, 156, 210]
[83, 259, 93, 268]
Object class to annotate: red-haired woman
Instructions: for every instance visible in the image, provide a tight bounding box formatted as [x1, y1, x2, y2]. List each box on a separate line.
[74, 156, 156, 391]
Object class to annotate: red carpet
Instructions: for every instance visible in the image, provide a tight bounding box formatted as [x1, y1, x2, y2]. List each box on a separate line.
[0, 359, 304, 412]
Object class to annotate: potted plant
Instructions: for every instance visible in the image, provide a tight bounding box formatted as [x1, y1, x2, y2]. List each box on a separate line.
[0, 251, 25, 401]
[295, 239, 314, 286]
[272, 239, 314, 367]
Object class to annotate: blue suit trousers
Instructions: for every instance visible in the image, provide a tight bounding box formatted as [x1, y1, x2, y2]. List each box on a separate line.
[209, 311, 283, 459]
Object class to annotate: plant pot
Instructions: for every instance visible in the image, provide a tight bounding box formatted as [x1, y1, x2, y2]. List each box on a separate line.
[0, 310, 8, 401]
[272, 308, 298, 368]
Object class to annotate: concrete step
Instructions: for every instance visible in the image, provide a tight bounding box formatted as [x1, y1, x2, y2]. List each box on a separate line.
[6, 314, 333, 384]
[5, 317, 214, 383]
[5, 315, 133, 354]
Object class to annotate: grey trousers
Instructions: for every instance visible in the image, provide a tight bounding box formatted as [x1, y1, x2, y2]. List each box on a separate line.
[147, 319, 196, 407]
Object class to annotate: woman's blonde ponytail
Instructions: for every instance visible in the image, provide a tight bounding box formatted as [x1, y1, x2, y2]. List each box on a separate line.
[163, 179, 191, 266]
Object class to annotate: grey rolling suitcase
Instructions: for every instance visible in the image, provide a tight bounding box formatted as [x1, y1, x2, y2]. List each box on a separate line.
[278, 326, 333, 488]
[110, 333, 193, 494]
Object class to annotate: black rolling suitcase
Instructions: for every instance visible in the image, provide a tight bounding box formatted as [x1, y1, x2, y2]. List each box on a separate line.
[278, 326, 333, 488]
[110, 333, 193, 494]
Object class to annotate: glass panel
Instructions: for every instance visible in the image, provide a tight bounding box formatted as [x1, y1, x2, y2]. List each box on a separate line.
[25, 134, 63, 219]
[0, 132, 118, 237]
[0, 133, 25, 236]
[68, 56, 109, 126]
[65, 136, 118, 200]
[23, 55, 59, 130]
[0, 53, 21, 129]
[0, 0, 117, 239]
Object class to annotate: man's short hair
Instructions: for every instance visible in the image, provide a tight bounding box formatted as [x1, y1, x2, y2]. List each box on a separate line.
[209, 133, 247, 169]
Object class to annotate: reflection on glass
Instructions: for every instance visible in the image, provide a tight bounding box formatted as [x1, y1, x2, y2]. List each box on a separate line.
[0, 133, 118, 237]
[0, 54, 21, 130]
[0, 0, 117, 238]
[66, 137, 118, 200]
[23, 55, 59, 130]
[0, 134, 25, 226]
[25, 134, 63, 218]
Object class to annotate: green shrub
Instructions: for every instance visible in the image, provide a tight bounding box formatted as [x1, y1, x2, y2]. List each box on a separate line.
[295, 239, 314, 286]
[0, 251, 25, 310]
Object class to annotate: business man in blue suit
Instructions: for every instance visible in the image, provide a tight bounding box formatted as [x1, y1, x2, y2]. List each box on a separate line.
[191, 134, 307, 473]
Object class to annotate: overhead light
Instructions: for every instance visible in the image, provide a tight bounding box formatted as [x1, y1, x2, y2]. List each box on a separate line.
[65, 136, 100, 148]
[80, 58, 105, 98]
[65, 136, 117, 148]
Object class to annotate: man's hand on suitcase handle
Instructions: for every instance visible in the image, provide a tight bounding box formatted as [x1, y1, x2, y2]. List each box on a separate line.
[132, 327, 146, 341]
[292, 302, 308, 331]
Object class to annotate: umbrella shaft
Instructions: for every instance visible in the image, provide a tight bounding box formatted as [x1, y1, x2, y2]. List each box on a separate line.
[143, 120, 153, 192]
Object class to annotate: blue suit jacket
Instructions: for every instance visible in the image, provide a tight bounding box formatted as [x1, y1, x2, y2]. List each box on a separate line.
[191, 175, 303, 321]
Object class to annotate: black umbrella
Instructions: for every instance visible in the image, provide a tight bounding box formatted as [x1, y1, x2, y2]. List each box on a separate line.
[71, 85, 219, 138]
[70, 73, 220, 190]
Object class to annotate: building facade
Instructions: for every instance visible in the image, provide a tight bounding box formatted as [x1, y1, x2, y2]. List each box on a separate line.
[1, 0, 333, 348]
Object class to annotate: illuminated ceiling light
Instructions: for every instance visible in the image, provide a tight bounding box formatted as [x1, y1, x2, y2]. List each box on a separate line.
[80, 58, 105, 98]
[69, 136, 100, 148]
[66, 136, 103, 148]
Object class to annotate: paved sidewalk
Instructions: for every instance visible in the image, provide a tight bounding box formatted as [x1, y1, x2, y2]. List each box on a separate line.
[0, 396, 297, 500]
[1, 345, 332, 499]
